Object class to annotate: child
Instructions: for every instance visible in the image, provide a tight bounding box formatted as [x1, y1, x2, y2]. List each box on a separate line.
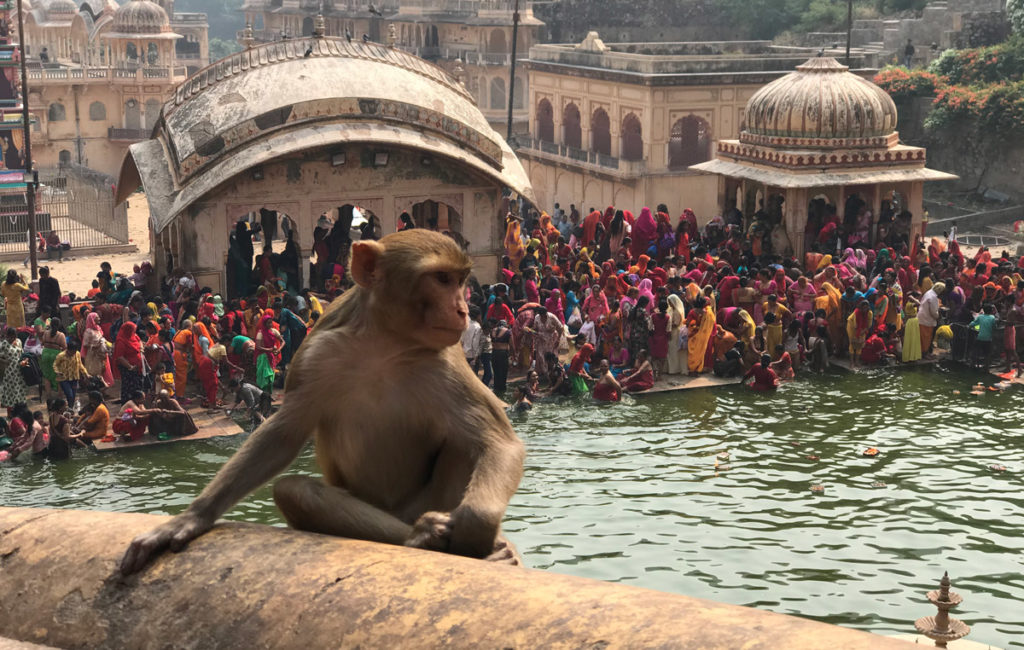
[970, 303, 998, 369]
[53, 340, 90, 407]
[650, 299, 670, 380]
[763, 311, 783, 360]
[512, 385, 533, 412]
[154, 361, 175, 398]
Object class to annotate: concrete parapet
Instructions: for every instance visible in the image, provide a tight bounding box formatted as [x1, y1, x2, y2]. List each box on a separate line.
[0, 507, 920, 649]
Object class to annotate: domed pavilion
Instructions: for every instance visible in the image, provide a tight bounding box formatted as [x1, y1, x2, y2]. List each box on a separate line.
[117, 34, 534, 295]
[100, 0, 180, 68]
[690, 56, 957, 257]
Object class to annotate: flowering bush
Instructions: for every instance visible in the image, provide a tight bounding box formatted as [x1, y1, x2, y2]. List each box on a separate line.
[927, 37, 1024, 85]
[874, 66, 942, 99]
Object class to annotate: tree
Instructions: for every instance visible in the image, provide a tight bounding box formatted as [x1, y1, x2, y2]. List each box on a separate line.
[1010, 0, 1024, 35]
[209, 37, 241, 62]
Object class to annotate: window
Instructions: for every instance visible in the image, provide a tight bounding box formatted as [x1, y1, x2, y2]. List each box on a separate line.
[591, 108, 611, 155]
[89, 101, 106, 121]
[620, 113, 643, 161]
[48, 103, 66, 122]
[58, 149, 71, 165]
[668, 115, 712, 169]
[536, 98, 554, 143]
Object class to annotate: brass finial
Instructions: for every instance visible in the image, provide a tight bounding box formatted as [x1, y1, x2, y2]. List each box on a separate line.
[313, 2, 326, 38]
[240, 22, 255, 49]
[914, 572, 970, 648]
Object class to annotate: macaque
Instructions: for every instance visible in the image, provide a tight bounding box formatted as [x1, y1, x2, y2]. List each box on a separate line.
[121, 230, 526, 574]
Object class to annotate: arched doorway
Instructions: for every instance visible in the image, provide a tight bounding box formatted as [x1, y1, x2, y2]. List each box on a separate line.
[488, 29, 506, 53]
[226, 208, 302, 299]
[591, 107, 610, 155]
[125, 99, 141, 130]
[489, 78, 505, 111]
[536, 98, 553, 143]
[302, 17, 314, 36]
[620, 113, 643, 161]
[411, 200, 465, 249]
[668, 115, 712, 169]
[562, 103, 581, 149]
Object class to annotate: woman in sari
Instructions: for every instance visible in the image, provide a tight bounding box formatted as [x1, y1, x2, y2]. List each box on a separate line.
[902, 298, 922, 362]
[846, 300, 873, 367]
[171, 322, 195, 399]
[40, 317, 67, 398]
[1, 270, 29, 329]
[621, 349, 655, 393]
[114, 322, 146, 403]
[637, 279, 656, 313]
[0, 327, 26, 409]
[254, 313, 284, 394]
[544, 289, 566, 324]
[815, 282, 844, 347]
[666, 294, 686, 375]
[627, 296, 653, 363]
[82, 312, 113, 390]
[631, 208, 658, 260]
[687, 298, 715, 375]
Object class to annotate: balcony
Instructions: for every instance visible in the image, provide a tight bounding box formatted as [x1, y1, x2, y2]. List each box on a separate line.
[27, 66, 188, 83]
[108, 128, 151, 142]
[176, 42, 202, 58]
[515, 137, 651, 178]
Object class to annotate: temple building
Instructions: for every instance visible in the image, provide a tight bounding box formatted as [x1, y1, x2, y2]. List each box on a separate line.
[690, 56, 957, 257]
[517, 36, 885, 221]
[237, 0, 542, 133]
[117, 34, 533, 295]
[12, 0, 208, 176]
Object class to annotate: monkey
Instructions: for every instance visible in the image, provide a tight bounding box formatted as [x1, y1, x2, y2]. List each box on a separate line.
[121, 230, 525, 575]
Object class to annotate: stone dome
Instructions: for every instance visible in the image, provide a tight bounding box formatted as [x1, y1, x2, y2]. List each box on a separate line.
[112, 0, 170, 34]
[46, 0, 80, 15]
[742, 57, 898, 142]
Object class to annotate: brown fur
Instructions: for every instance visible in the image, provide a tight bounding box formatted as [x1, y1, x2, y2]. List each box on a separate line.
[121, 230, 525, 575]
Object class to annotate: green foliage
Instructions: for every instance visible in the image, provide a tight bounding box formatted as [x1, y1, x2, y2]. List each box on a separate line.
[209, 37, 242, 62]
[928, 37, 1024, 85]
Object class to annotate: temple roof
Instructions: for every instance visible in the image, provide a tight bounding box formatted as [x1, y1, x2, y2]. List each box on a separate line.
[117, 37, 534, 232]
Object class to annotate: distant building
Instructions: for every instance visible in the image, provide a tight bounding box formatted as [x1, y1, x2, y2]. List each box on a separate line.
[15, 0, 208, 176]
[517, 36, 886, 221]
[237, 0, 542, 133]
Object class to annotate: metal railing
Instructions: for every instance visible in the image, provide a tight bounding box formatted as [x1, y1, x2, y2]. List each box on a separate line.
[0, 166, 130, 254]
[517, 137, 625, 171]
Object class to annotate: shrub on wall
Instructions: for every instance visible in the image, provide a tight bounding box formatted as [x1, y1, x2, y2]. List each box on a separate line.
[874, 66, 942, 99]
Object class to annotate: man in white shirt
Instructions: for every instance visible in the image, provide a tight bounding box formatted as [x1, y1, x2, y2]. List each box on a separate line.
[918, 282, 945, 357]
[461, 306, 483, 367]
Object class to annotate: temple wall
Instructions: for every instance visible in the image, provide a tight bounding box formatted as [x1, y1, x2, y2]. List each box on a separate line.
[0, 507, 918, 650]
[160, 150, 506, 292]
[523, 156, 721, 223]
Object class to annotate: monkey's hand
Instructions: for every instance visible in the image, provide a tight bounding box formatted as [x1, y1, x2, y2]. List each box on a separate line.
[120, 511, 215, 576]
[403, 511, 452, 552]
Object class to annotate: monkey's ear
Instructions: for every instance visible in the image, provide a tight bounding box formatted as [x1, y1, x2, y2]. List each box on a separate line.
[351, 240, 385, 288]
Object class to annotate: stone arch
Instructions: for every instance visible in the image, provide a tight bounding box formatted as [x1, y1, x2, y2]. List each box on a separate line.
[48, 102, 66, 122]
[668, 114, 712, 169]
[489, 29, 507, 53]
[562, 102, 581, 149]
[591, 107, 610, 155]
[88, 100, 106, 121]
[489, 77, 505, 111]
[620, 112, 643, 161]
[536, 98, 554, 143]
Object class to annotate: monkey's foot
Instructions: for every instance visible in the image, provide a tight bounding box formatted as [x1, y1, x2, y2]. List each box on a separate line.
[486, 539, 523, 567]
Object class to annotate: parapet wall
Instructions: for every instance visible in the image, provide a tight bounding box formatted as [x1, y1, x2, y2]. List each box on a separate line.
[0, 507, 918, 649]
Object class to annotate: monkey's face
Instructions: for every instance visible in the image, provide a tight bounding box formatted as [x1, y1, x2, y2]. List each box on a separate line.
[410, 268, 470, 351]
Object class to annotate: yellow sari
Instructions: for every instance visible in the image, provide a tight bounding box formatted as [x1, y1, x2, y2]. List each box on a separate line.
[687, 306, 715, 373]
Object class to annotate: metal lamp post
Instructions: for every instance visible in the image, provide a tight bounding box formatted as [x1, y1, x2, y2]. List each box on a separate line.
[506, 0, 520, 142]
[16, 0, 38, 280]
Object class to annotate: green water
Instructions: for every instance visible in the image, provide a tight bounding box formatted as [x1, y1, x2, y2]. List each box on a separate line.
[3, 365, 1023, 648]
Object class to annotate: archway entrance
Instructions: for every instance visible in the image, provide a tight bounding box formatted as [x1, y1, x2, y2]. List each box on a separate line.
[226, 208, 301, 299]
[411, 199, 462, 235]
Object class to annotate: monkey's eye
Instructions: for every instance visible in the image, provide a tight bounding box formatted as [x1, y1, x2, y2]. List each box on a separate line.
[435, 272, 454, 285]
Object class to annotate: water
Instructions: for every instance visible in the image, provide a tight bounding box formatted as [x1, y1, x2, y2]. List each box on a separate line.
[3, 365, 1023, 648]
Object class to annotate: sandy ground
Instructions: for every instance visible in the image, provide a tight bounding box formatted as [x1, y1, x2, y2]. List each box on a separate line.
[15, 194, 153, 297]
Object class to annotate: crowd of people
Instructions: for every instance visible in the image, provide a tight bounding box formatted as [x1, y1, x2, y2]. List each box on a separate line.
[0, 240, 315, 461]
[2, 197, 1019, 458]
[461, 199, 1023, 407]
